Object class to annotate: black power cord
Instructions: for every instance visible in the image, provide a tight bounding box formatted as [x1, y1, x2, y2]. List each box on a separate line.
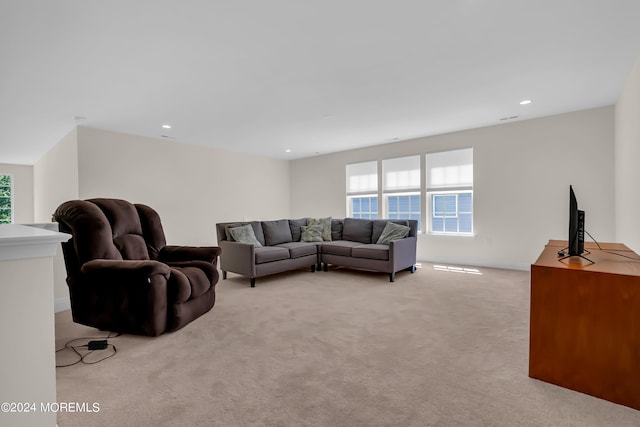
[56, 332, 120, 367]
[585, 230, 640, 261]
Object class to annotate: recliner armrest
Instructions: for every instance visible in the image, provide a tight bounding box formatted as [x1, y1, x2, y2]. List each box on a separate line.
[81, 259, 171, 280]
[159, 246, 221, 264]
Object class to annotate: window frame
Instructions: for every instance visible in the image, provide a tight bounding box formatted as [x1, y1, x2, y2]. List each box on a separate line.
[384, 192, 422, 230]
[382, 155, 421, 231]
[348, 194, 379, 219]
[428, 190, 473, 234]
[425, 148, 474, 236]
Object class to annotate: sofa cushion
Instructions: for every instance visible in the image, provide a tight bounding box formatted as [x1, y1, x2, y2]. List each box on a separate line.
[228, 224, 263, 247]
[276, 242, 318, 259]
[308, 217, 332, 241]
[331, 219, 344, 241]
[321, 240, 362, 257]
[254, 246, 290, 264]
[289, 219, 307, 242]
[301, 224, 324, 242]
[351, 244, 390, 261]
[262, 219, 293, 246]
[342, 218, 373, 244]
[376, 221, 411, 245]
[372, 219, 409, 244]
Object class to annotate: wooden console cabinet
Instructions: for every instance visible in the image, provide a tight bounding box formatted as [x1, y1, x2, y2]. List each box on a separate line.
[529, 240, 640, 410]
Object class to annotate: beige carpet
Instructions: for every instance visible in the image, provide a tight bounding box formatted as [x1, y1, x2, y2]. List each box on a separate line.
[55, 264, 640, 426]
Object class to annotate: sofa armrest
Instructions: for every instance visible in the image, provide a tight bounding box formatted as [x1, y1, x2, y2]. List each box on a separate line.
[389, 236, 417, 270]
[219, 240, 256, 277]
[81, 259, 171, 281]
[159, 245, 221, 266]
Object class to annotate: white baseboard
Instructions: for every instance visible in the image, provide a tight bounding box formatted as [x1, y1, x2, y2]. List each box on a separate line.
[418, 257, 531, 272]
[54, 297, 70, 313]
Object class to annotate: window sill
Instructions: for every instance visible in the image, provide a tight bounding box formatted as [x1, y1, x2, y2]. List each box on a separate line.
[423, 232, 475, 238]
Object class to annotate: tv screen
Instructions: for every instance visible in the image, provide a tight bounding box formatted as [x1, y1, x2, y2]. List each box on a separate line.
[568, 185, 585, 256]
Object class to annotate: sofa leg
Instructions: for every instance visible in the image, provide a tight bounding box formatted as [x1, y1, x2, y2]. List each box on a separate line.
[222, 271, 227, 280]
[316, 262, 322, 271]
[389, 272, 395, 282]
[407, 265, 416, 273]
[250, 277, 256, 288]
[323, 263, 328, 272]
[311, 264, 316, 272]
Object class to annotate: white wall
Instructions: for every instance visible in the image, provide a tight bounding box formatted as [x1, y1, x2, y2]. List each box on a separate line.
[33, 127, 80, 221]
[33, 126, 80, 312]
[291, 107, 615, 270]
[77, 127, 291, 246]
[615, 56, 640, 253]
[0, 163, 34, 224]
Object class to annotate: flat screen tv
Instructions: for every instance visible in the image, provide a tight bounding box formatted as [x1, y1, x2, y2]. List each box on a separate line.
[568, 185, 585, 257]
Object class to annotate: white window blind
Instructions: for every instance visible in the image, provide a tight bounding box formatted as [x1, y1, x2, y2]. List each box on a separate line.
[426, 148, 473, 191]
[382, 155, 420, 193]
[346, 161, 378, 195]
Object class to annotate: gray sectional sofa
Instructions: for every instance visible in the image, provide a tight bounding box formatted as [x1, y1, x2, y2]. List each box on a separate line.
[215, 218, 418, 287]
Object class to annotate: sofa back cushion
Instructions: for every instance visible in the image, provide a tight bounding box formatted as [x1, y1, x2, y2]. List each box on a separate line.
[331, 219, 344, 241]
[262, 219, 293, 246]
[288, 218, 308, 242]
[342, 218, 373, 244]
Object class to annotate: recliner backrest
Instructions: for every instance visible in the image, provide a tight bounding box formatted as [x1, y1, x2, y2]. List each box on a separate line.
[54, 199, 168, 268]
[88, 198, 151, 261]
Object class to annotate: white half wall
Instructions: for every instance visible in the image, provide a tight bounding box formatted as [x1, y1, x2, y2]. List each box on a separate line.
[615, 56, 640, 253]
[290, 107, 615, 270]
[76, 127, 291, 246]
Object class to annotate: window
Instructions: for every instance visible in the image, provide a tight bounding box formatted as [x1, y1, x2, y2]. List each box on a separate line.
[426, 148, 473, 234]
[0, 174, 13, 224]
[351, 196, 378, 219]
[345, 148, 473, 235]
[383, 156, 421, 230]
[346, 161, 378, 219]
[431, 192, 473, 233]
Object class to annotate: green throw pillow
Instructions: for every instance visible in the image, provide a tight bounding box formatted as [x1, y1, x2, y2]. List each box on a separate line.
[228, 224, 263, 247]
[301, 225, 324, 242]
[376, 222, 411, 245]
[308, 217, 332, 241]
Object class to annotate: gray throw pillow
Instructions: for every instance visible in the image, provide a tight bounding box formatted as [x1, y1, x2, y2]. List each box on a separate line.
[301, 225, 324, 242]
[308, 217, 332, 241]
[228, 224, 263, 247]
[376, 222, 411, 245]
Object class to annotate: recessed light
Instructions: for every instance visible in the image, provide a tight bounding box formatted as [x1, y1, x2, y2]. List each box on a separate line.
[285, 149, 292, 153]
[519, 99, 532, 105]
[161, 124, 172, 129]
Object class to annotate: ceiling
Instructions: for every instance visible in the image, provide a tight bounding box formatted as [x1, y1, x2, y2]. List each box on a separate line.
[2, 1, 640, 165]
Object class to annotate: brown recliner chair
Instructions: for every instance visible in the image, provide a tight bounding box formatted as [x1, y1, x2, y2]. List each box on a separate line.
[53, 198, 221, 336]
